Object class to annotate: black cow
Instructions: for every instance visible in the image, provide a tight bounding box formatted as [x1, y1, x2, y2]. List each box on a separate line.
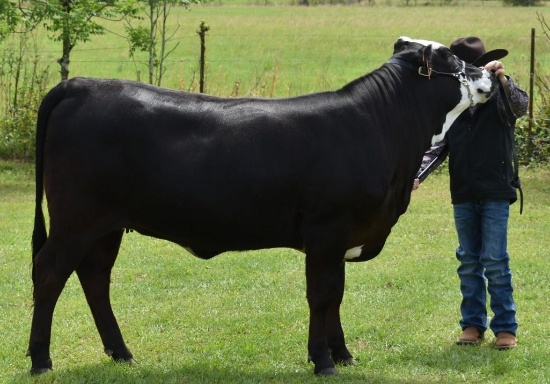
[27, 37, 494, 376]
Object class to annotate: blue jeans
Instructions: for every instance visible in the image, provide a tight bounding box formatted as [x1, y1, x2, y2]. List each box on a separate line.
[453, 200, 518, 336]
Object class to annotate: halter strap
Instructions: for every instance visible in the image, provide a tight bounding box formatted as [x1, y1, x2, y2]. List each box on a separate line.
[386, 58, 475, 107]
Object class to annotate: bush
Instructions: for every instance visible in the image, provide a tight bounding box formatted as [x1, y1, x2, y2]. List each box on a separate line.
[502, 0, 541, 5]
[516, 68, 550, 166]
[516, 13, 550, 166]
[0, 32, 50, 160]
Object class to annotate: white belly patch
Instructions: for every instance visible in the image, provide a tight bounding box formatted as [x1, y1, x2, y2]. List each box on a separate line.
[344, 245, 364, 260]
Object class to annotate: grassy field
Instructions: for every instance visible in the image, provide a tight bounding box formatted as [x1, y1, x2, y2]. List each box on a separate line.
[1, 4, 549, 383]
[22, 4, 550, 97]
[1, 160, 549, 383]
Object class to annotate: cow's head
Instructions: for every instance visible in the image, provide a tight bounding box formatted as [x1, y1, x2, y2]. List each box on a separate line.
[390, 36, 495, 143]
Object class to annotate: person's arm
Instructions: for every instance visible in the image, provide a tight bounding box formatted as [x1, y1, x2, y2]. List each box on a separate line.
[500, 76, 529, 119]
[412, 139, 449, 190]
[484, 60, 529, 122]
[416, 139, 449, 183]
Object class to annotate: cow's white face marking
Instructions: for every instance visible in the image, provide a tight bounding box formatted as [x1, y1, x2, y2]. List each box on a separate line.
[398, 36, 444, 49]
[344, 245, 363, 260]
[432, 68, 493, 144]
[398, 37, 494, 145]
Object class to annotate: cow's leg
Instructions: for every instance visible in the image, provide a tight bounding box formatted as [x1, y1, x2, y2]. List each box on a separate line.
[326, 262, 356, 366]
[27, 240, 80, 374]
[75, 230, 135, 364]
[305, 239, 350, 376]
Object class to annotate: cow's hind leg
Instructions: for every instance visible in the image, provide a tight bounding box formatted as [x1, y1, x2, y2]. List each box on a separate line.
[27, 240, 83, 374]
[75, 230, 135, 364]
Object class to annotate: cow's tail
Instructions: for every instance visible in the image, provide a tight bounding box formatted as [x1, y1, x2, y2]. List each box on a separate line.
[32, 81, 68, 292]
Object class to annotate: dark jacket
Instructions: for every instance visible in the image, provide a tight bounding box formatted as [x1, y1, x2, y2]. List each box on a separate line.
[417, 77, 528, 205]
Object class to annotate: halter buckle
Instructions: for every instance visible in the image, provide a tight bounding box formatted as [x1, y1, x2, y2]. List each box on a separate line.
[418, 67, 432, 77]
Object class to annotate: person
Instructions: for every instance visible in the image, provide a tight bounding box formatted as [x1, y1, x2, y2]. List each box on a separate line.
[414, 37, 529, 349]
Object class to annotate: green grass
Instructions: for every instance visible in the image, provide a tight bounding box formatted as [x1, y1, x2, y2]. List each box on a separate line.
[1, 161, 549, 383]
[15, 4, 549, 97]
[1, 4, 550, 382]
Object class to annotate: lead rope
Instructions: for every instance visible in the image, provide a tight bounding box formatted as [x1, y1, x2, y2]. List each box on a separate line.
[496, 78, 524, 215]
[511, 130, 524, 214]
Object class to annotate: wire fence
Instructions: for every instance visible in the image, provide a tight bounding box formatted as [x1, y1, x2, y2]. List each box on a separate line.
[1, 28, 547, 95]
[22, 33, 543, 89]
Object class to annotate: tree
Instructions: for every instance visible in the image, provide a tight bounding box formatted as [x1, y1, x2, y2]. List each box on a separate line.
[124, 0, 204, 86]
[20, 0, 141, 80]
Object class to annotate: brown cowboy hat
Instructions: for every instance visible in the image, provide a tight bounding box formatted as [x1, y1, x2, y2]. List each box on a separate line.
[450, 36, 508, 67]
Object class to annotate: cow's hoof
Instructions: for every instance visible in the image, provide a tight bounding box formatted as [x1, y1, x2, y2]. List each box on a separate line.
[28, 353, 53, 375]
[30, 367, 52, 375]
[124, 357, 138, 365]
[338, 357, 357, 366]
[113, 356, 138, 365]
[315, 367, 340, 376]
[105, 348, 137, 365]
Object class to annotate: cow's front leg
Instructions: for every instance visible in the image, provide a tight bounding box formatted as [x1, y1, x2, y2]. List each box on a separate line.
[305, 249, 350, 375]
[326, 262, 356, 366]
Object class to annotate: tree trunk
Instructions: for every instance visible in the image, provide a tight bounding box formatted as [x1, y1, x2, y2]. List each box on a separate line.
[148, 0, 156, 85]
[58, 0, 73, 81]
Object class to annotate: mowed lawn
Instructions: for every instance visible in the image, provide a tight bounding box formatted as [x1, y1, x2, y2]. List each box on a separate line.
[0, 159, 549, 384]
[1, 3, 550, 383]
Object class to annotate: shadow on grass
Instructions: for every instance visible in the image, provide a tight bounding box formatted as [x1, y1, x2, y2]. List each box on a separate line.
[10, 359, 439, 384]
[411, 341, 522, 381]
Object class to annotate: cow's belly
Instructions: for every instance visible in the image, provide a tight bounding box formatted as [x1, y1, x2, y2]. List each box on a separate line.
[128, 199, 305, 259]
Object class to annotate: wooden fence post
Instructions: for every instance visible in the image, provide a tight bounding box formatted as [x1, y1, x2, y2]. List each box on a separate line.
[197, 20, 210, 94]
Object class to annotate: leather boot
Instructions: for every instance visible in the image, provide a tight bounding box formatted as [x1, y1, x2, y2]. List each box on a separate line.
[495, 332, 517, 350]
[456, 327, 484, 345]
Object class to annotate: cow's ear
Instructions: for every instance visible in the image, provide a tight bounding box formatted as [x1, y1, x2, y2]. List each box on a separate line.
[418, 44, 433, 63]
[393, 37, 409, 54]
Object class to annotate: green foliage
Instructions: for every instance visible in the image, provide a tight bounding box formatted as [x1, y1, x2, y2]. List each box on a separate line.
[516, 12, 550, 166]
[18, 0, 143, 79]
[293, 0, 372, 4]
[0, 0, 20, 40]
[182, 0, 207, 5]
[502, 0, 540, 5]
[126, 25, 150, 57]
[26, 0, 113, 42]
[516, 68, 550, 165]
[123, 0, 206, 85]
[0, 31, 50, 159]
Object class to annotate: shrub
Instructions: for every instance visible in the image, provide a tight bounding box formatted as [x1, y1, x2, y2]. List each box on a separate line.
[516, 67, 550, 166]
[0, 32, 50, 160]
[502, 0, 541, 5]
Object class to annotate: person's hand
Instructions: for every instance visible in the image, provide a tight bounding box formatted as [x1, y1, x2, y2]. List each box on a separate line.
[484, 60, 507, 84]
[412, 178, 420, 191]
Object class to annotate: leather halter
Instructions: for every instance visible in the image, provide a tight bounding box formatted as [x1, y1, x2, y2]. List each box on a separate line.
[386, 58, 476, 107]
